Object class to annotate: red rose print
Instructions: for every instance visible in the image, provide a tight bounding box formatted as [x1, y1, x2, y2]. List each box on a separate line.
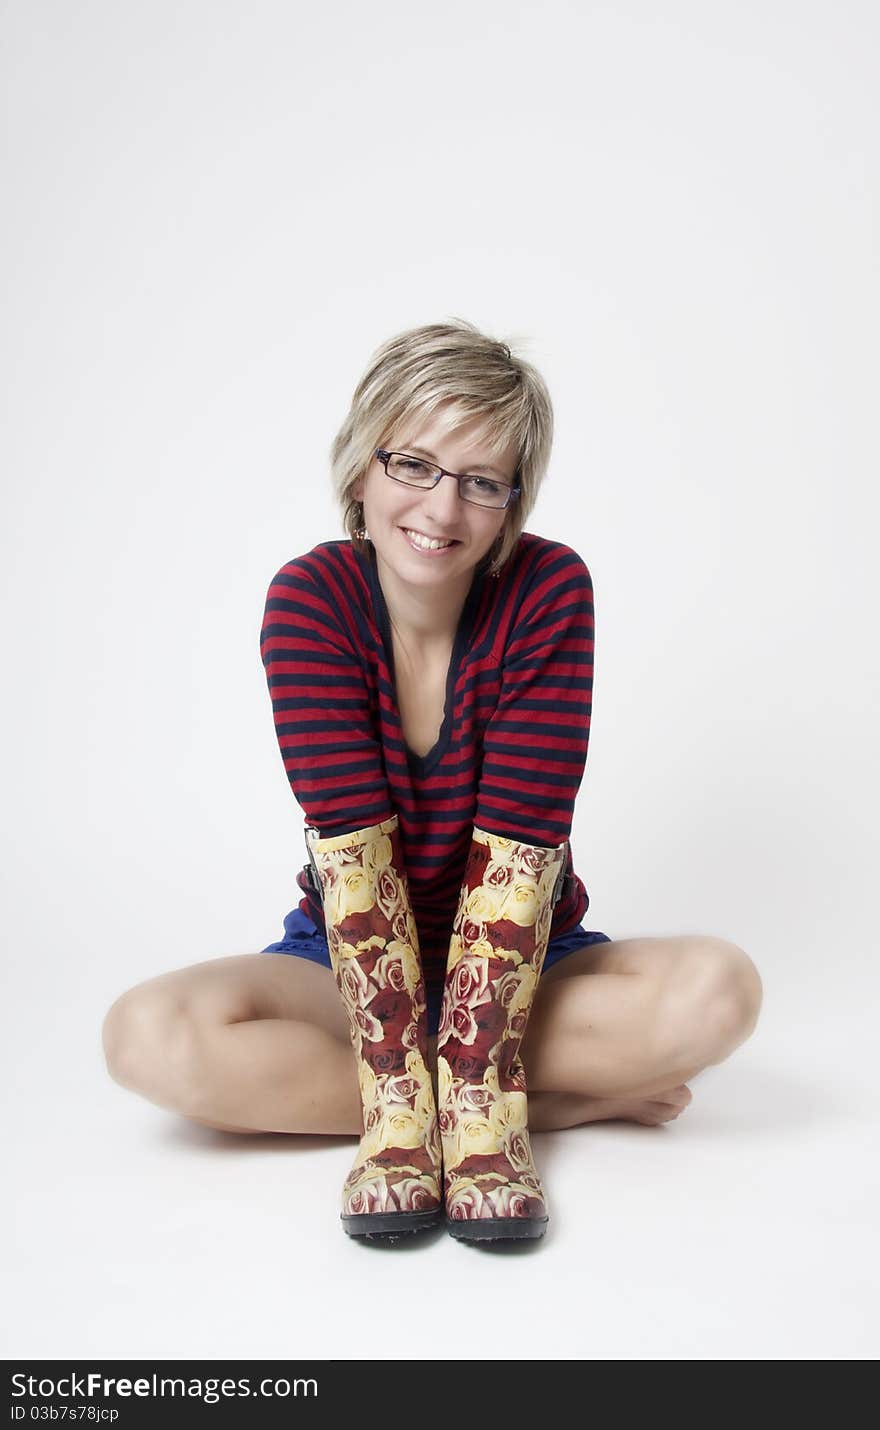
[487, 919, 530, 959]
[459, 914, 485, 945]
[371, 1044, 408, 1075]
[470, 999, 507, 1049]
[467, 842, 491, 883]
[508, 1008, 528, 1041]
[449, 958, 490, 1009]
[520, 847, 544, 878]
[485, 860, 513, 892]
[446, 1051, 484, 1081]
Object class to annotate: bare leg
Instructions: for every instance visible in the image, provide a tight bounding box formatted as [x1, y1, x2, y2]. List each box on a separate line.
[103, 955, 361, 1135]
[513, 933, 763, 1130]
[103, 937, 761, 1137]
[181, 1019, 364, 1135]
[106, 979, 693, 1137]
[190, 1086, 696, 1135]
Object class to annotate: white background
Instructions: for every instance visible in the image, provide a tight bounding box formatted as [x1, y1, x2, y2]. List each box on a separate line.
[2, 0, 877, 1360]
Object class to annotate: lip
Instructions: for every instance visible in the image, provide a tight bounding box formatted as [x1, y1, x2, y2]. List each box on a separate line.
[399, 526, 462, 554]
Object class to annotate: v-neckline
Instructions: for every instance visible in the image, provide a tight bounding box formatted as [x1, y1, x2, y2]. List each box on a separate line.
[360, 542, 487, 777]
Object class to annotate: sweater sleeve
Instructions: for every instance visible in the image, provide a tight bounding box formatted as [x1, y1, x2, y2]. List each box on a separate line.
[473, 545, 596, 848]
[260, 558, 395, 838]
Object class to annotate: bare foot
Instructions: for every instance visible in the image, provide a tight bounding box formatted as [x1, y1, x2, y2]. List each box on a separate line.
[532, 1084, 693, 1131]
[586, 1083, 693, 1126]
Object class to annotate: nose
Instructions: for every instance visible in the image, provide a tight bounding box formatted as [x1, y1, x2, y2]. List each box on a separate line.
[421, 472, 467, 527]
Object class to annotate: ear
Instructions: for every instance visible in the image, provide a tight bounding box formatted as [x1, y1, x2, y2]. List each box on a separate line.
[352, 475, 364, 502]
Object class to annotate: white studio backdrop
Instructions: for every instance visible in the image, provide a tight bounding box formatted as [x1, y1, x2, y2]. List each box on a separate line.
[1, 0, 877, 1360]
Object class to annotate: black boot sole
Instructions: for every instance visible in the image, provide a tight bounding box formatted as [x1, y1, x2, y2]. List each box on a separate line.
[446, 1215, 548, 1242]
[342, 1207, 443, 1241]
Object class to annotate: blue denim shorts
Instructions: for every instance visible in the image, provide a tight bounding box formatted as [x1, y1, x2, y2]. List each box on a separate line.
[262, 906, 612, 1039]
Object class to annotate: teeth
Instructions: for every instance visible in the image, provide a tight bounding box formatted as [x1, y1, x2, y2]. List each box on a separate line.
[404, 529, 454, 551]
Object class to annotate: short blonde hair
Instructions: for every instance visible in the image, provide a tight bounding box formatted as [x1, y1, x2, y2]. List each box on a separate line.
[330, 318, 554, 577]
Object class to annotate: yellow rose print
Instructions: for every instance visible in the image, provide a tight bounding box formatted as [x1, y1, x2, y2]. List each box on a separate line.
[502, 882, 539, 928]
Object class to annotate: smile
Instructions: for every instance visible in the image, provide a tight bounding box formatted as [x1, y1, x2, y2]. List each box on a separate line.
[400, 528, 461, 553]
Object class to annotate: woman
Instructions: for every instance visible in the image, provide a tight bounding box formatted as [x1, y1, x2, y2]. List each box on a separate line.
[102, 319, 763, 1245]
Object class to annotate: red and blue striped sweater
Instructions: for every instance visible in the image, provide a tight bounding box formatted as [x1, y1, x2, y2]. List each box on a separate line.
[260, 531, 596, 989]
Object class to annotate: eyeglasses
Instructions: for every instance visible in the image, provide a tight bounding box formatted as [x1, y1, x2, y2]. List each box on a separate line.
[374, 449, 520, 510]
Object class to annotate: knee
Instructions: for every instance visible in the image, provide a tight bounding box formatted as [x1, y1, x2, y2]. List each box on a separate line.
[101, 985, 205, 1110]
[663, 938, 763, 1067]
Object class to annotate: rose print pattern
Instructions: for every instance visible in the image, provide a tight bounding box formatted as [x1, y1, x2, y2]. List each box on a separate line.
[307, 814, 443, 1233]
[436, 827, 567, 1239]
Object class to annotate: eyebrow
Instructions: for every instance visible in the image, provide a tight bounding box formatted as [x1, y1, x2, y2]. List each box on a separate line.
[399, 444, 507, 479]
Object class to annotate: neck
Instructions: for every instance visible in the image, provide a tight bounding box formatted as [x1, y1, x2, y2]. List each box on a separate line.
[373, 546, 481, 651]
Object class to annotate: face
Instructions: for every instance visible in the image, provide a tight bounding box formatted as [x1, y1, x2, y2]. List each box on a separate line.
[352, 411, 518, 586]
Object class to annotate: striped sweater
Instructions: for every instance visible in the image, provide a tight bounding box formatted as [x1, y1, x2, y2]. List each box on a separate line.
[260, 531, 597, 988]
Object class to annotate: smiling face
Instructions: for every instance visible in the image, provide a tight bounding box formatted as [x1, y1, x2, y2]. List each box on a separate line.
[352, 410, 519, 590]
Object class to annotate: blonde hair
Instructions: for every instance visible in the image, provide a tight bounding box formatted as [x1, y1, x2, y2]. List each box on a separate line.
[330, 318, 554, 577]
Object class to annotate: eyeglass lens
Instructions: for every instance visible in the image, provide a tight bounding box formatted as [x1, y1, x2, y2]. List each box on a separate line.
[385, 453, 510, 508]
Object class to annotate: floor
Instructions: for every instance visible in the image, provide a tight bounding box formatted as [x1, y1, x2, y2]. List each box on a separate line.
[5, 980, 876, 1361]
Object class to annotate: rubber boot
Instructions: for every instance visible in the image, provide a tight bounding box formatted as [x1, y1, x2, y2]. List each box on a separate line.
[436, 826, 567, 1242]
[305, 814, 443, 1240]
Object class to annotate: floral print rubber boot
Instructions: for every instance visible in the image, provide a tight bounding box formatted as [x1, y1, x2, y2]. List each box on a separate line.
[306, 814, 443, 1240]
[436, 827, 567, 1242]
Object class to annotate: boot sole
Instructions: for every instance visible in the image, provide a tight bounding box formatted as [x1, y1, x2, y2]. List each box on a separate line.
[446, 1216, 548, 1242]
[342, 1207, 443, 1240]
